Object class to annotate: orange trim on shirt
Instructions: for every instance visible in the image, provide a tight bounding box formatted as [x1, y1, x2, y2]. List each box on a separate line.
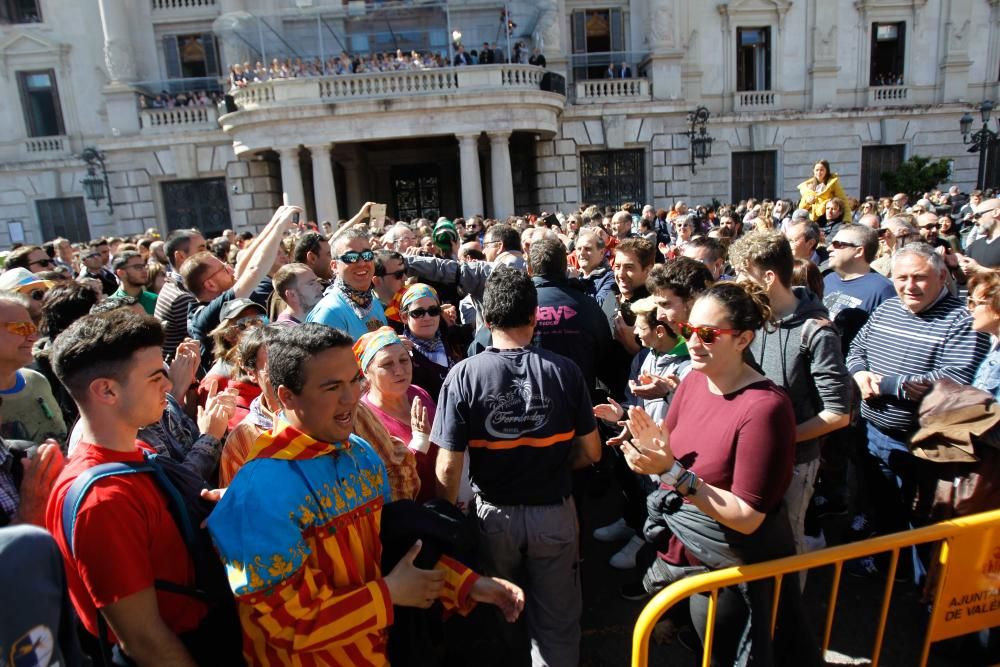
[467, 430, 574, 450]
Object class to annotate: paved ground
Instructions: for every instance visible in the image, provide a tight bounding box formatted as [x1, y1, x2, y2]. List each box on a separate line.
[576, 485, 983, 667]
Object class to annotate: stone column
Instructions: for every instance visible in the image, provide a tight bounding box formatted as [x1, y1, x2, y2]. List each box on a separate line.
[488, 131, 514, 219]
[278, 147, 306, 210]
[97, 0, 135, 83]
[309, 144, 340, 224]
[98, 0, 140, 137]
[457, 134, 484, 218]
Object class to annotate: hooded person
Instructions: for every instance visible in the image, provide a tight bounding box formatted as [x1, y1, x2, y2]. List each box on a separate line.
[728, 231, 852, 567]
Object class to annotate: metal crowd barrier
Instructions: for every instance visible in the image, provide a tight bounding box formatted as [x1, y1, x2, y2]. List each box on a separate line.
[632, 508, 1000, 666]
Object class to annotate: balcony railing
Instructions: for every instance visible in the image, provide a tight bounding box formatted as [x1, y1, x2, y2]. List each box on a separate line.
[231, 64, 556, 110]
[735, 90, 780, 112]
[21, 136, 70, 160]
[139, 106, 219, 134]
[868, 85, 909, 106]
[574, 78, 651, 104]
[151, 0, 216, 11]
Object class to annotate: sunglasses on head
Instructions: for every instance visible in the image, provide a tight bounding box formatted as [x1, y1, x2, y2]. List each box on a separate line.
[339, 250, 375, 264]
[407, 305, 441, 319]
[676, 321, 740, 344]
[2, 321, 37, 337]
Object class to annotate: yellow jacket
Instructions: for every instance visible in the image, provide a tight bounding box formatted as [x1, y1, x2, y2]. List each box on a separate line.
[797, 174, 851, 222]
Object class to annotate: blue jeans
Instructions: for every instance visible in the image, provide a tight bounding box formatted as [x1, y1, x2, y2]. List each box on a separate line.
[864, 422, 926, 583]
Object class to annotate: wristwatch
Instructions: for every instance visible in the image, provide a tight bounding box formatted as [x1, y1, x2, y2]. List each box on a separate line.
[677, 470, 702, 497]
[659, 460, 686, 487]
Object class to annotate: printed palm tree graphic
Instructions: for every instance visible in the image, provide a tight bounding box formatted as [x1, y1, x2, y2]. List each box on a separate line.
[513, 379, 532, 403]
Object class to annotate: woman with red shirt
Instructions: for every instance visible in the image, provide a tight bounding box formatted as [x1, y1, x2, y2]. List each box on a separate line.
[622, 282, 818, 664]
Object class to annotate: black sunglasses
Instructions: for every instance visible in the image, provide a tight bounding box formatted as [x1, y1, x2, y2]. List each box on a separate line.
[974, 208, 1000, 220]
[377, 269, 406, 280]
[407, 305, 441, 318]
[830, 240, 860, 250]
[29, 258, 54, 268]
[338, 250, 375, 264]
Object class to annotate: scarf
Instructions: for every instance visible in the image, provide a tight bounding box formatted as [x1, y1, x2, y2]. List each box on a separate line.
[247, 394, 274, 431]
[335, 277, 374, 318]
[246, 416, 349, 462]
[405, 329, 450, 367]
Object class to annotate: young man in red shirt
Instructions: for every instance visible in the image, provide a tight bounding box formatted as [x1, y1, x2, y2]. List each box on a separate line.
[45, 310, 227, 666]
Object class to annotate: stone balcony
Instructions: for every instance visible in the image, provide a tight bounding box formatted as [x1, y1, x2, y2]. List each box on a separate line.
[867, 85, 910, 106]
[0, 136, 72, 164]
[574, 78, 651, 104]
[735, 90, 781, 113]
[223, 64, 564, 154]
[139, 106, 219, 135]
[150, 0, 219, 21]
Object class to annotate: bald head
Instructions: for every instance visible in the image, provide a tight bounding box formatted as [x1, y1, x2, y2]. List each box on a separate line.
[859, 213, 881, 231]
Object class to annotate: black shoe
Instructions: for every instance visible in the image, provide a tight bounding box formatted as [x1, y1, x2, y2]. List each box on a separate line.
[620, 580, 650, 601]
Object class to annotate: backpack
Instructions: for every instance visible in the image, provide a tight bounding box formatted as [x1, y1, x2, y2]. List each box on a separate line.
[61, 450, 241, 666]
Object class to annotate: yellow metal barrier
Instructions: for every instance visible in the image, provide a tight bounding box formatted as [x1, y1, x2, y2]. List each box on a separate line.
[632, 508, 1000, 667]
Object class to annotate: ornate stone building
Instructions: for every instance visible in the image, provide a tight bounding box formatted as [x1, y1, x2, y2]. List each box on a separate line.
[0, 0, 996, 244]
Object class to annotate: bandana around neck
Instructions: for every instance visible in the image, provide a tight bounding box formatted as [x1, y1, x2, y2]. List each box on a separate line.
[405, 329, 449, 366]
[246, 416, 349, 463]
[335, 277, 374, 316]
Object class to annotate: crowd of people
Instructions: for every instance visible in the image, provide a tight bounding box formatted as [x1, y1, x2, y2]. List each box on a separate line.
[227, 41, 544, 90]
[2, 158, 1000, 666]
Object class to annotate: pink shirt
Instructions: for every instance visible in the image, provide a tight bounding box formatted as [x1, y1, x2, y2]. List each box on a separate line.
[362, 384, 438, 503]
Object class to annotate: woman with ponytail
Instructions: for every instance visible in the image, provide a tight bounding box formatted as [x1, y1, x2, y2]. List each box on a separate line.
[620, 281, 821, 665]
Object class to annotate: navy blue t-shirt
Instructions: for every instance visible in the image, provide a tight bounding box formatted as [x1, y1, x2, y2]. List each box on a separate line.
[823, 271, 896, 350]
[431, 346, 597, 506]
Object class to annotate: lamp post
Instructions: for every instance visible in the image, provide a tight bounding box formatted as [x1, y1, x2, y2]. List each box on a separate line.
[686, 106, 713, 175]
[960, 101, 1000, 190]
[80, 147, 113, 214]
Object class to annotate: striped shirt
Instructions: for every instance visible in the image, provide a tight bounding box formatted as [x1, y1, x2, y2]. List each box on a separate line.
[154, 272, 196, 361]
[846, 292, 990, 433]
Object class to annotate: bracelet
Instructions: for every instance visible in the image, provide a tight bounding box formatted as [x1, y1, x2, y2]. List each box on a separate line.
[676, 470, 702, 497]
[659, 460, 686, 487]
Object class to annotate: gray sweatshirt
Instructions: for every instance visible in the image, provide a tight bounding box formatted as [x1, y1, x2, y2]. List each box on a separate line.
[748, 287, 851, 464]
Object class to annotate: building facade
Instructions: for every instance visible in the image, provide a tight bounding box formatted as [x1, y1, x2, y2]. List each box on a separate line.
[0, 0, 997, 245]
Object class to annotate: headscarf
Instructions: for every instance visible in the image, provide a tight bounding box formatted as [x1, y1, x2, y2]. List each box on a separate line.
[399, 284, 449, 367]
[400, 283, 439, 313]
[353, 326, 404, 372]
[432, 220, 459, 256]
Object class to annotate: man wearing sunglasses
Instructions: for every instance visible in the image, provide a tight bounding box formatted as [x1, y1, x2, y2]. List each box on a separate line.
[871, 217, 918, 277]
[823, 224, 896, 350]
[111, 251, 157, 315]
[78, 248, 118, 296]
[372, 250, 407, 331]
[959, 198, 1000, 273]
[182, 205, 302, 372]
[916, 212, 951, 251]
[5, 245, 57, 276]
[306, 227, 388, 340]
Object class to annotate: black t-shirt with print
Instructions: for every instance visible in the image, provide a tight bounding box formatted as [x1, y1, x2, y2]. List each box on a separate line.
[431, 346, 597, 506]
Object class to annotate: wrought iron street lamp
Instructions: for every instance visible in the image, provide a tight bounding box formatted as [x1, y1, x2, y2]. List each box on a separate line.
[686, 106, 713, 174]
[80, 147, 113, 214]
[960, 101, 1000, 190]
